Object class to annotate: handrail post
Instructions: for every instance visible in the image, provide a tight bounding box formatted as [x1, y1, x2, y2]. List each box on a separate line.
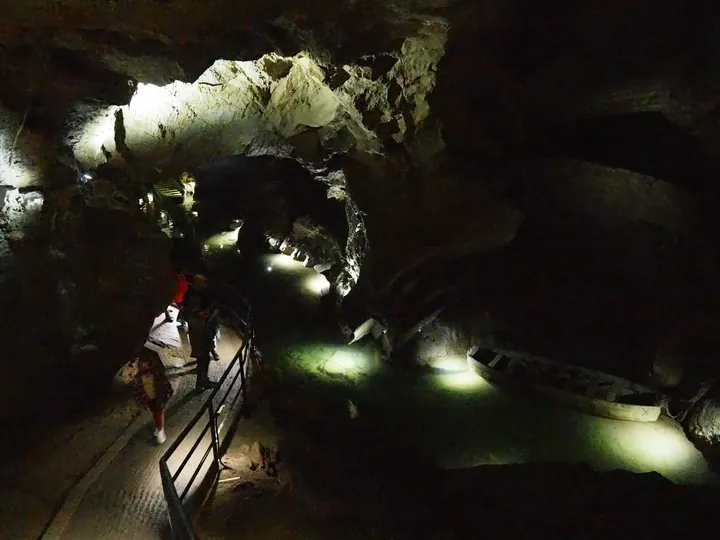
[239, 346, 247, 395]
[239, 333, 252, 417]
[208, 402, 221, 468]
[160, 460, 198, 540]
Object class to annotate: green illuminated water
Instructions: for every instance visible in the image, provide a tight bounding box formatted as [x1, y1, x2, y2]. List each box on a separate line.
[245, 254, 716, 486]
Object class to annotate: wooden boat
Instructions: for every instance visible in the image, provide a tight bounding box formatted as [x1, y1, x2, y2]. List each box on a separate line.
[467, 346, 665, 422]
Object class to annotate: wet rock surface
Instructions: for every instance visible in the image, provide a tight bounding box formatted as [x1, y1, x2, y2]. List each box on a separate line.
[686, 385, 720, 465]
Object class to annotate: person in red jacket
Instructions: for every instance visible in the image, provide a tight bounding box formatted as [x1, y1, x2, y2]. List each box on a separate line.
[164, 271, 190, 326]
[133, 350, 174, 444]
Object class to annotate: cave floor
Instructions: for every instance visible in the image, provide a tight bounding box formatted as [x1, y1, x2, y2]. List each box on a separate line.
[0, 387, 141, 540]
[197, 254, 718, 540]
[50, 318, 245, 540]
[0, 303, 244, 540]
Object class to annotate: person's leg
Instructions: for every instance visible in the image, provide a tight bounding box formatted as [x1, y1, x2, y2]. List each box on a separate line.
[150, 402, 166, 443]
[211, 332, 220, 361]
[210, 321, 221, 360]
[152, 407, 164, 431]
[195, 351, 219, 390]
[195, 351, 210, 386]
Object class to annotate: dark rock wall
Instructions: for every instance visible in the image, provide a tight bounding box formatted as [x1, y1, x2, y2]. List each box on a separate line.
[1, 0, 720, 420]
[0, 178, 173, 419]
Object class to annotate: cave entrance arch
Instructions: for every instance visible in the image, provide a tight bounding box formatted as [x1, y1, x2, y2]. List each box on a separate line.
[157, 154, 349, 275]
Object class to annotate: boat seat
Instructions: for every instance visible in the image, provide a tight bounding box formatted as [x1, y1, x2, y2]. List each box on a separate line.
[488, 353, 504, 368]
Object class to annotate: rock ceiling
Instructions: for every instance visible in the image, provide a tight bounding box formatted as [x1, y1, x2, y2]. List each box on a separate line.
[2, 1, 720, 360]
[0, 1, 711, 181]
[0, 0, 453, 176]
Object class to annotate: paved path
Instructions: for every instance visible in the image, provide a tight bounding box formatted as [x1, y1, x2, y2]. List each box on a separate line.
[44, 310, 244, 540]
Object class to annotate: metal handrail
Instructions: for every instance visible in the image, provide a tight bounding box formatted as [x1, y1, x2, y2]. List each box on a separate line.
[159, 304, 255, 540]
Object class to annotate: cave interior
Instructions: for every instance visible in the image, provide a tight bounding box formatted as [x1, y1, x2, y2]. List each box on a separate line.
[2, 1, 720, 538]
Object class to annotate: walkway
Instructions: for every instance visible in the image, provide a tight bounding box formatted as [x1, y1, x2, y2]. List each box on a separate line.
[42, 308, 243, 540]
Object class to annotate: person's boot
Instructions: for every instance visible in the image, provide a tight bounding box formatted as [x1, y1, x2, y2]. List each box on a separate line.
[196, 378, 220, 391]
[154, 428, 167, 444]
[211, 349, 220, 362]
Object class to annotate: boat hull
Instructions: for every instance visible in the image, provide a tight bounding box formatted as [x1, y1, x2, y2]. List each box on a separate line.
[467, 350, 663, 423]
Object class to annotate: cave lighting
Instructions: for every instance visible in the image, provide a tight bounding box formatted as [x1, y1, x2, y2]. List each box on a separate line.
[133, 82, 176, 120]
[428, 345, 490, 390]
[323, 349, 374, 377]
[324, 351, 357, 373]
[265, 253, 306, 271]
[313, 262, 332, 273]
[261, 253, 333, 297]
[205, 227, 242, 250]
[70, 51, 350, 175]
[348, 317, 386, 345]
[591, 418, 709, 483]
[429, 355, 469, 373]
[0, 121, 43, 188]
[434, 370, 488, 392]
[304, 273, 331, 296]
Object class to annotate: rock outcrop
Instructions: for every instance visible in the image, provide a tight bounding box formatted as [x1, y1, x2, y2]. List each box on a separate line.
[1, 0, 720, 442]
[0, 172, 173, 417]
[686, 385, 720, 466]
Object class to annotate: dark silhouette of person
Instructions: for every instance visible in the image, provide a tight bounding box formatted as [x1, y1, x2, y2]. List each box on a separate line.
[184, 275, 221, 390]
